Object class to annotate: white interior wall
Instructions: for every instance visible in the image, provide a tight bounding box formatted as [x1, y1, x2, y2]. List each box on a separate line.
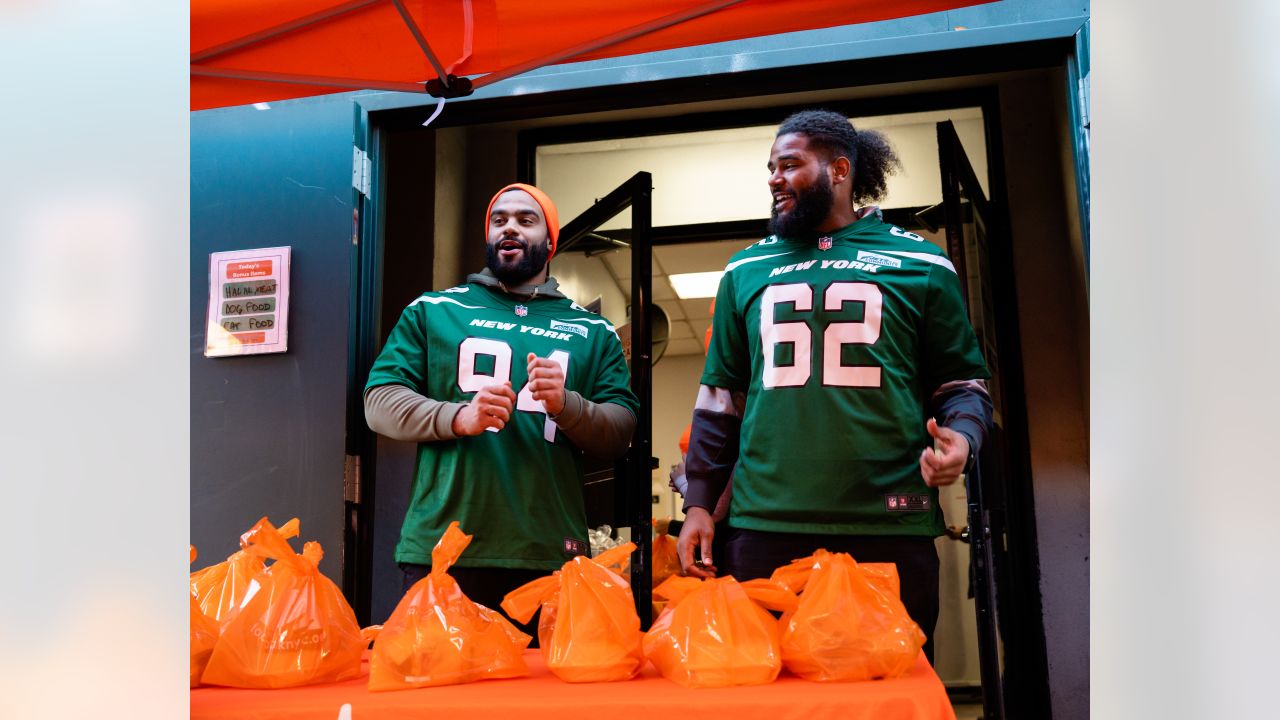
[650, 353, 707, 522]
[934, 488, 982, 685]
[548, 251, 629, 327]
[918, 223, 981, 686]
[535, 109, 987, 230]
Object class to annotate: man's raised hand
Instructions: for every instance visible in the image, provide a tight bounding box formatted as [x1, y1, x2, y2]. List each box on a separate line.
[452, 381, 516, 435]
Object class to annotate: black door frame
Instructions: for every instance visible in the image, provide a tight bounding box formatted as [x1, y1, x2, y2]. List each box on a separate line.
[344, 101, 383, 624]
[938, 114, 1052, 719]
[555, 172, 656, 625]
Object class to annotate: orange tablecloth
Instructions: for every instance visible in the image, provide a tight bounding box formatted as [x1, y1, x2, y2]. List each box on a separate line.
[192, 650, 957, 720]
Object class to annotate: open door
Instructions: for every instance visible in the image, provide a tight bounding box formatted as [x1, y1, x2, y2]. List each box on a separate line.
[555, 172, 657, 626]
[347, 112, 440, 627]
[343, 101, 379, 624]
[936, 120, 1051, 719]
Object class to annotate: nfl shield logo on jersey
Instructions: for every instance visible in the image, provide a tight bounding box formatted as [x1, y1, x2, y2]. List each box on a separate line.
[818, 236, 833, 251]
[514, 304, 528, 317]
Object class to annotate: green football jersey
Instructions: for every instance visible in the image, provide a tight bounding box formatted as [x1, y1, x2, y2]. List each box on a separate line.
[366, 280, 638, 570]
[702, 213, 989, 537]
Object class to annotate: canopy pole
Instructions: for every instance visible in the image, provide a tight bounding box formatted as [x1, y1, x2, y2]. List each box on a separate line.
[390, 0, 451, 84]
[470, 0, 745, 91]
[192, 0, 383, 64]
[191, 65, 428, 94]
[445, 0, 475, 74]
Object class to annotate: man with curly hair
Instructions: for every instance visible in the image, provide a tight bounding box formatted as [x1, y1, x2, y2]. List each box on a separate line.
[676, 109, 992, 662]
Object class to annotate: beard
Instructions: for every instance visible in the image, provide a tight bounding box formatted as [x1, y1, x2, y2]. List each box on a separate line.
[486, 238, 550, 286]
[768, 171, 836, 238]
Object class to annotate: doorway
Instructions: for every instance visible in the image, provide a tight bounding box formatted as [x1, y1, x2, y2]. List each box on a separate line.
[353, 85, 1061, 718]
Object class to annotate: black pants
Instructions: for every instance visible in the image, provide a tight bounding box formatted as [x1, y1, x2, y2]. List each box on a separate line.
[399, 564, 546, 646]
[721, 529, 940, 664]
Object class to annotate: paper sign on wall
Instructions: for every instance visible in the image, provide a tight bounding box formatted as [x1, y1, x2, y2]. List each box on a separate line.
[205, 247, 291, 357]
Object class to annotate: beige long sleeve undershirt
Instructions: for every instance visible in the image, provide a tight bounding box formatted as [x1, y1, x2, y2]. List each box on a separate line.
[364, 383, 635, 460]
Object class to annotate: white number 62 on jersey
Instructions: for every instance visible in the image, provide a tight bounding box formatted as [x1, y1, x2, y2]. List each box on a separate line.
[760, 281, 882, 389]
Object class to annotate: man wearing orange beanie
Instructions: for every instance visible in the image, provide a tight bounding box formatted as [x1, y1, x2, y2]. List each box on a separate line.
[364, 184, 637, 632]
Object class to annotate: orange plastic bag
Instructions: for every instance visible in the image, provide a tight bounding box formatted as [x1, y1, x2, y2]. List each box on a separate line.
[367, 521, 531, 691]
[501, 542, 643, 683]
[770, 550, 926, 682]
[651, 521, 681, 587]
[189, 545, 221, 688]
[190, 517, 300, 630]
[201, 518, 365, 688]
[643, 575, 797, 688]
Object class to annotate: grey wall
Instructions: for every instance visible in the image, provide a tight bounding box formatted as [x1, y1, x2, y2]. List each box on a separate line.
[432, 127, 470, 289]
[999, 71, 1091, 720]
[190, 97, 355, 580]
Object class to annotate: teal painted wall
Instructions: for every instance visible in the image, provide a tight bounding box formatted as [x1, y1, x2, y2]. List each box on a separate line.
[190, 96, 357, 581]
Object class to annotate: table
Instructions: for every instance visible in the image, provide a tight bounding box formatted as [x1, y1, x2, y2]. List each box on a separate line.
[192, 650, 958, 720]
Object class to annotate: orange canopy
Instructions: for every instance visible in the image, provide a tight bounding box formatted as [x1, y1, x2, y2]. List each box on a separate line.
[192, 0, 987, 110]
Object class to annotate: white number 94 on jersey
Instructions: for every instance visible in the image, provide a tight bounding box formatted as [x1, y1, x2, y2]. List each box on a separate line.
[457, 337, 570, 441]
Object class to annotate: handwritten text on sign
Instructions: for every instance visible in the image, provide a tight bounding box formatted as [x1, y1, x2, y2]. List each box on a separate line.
[206, 247, 291, 357]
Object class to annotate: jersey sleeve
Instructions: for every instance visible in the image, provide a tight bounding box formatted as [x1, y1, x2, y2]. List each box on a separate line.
[365, 303, 430, 394]
[920, 264, 990, 390]
[699, 270, 750, 391]
[585, 328, 639, 417]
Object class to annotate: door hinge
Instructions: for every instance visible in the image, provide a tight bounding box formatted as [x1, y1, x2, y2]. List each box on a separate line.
[351, 147, 371, 196]
[344, 454, 361, 503]
[1078, 71, 1091, 131]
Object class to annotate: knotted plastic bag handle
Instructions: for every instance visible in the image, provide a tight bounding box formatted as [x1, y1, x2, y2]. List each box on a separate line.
[655, 575, 798, 614]
[429, 521, 472, 576]
[502, 541, 639, 622]
[739, 578, 799, 614]
[652, 575, 702, 606]
[501, 574, 560, 624]
[238, 517, 313, 572]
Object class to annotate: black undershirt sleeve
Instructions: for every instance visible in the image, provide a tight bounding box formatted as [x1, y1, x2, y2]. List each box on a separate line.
[930, 380, 994, 467]
[681, 387, 743, 513]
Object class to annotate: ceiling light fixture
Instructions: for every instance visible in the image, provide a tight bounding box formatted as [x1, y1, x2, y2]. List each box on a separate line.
[668, 271, 724, 299]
